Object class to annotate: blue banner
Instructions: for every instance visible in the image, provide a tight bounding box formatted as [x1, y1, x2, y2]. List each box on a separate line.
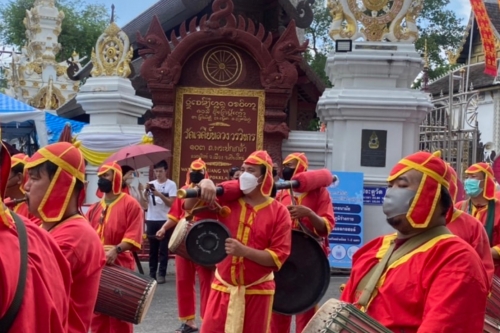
[363, 186, 386, 205]
[327, 171, 364, 269]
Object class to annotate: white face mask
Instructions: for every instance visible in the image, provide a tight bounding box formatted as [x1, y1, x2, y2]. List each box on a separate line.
[239, 172, 260, 194]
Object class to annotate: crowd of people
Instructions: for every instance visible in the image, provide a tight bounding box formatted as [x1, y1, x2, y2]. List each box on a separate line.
[0, 133, 499, 333]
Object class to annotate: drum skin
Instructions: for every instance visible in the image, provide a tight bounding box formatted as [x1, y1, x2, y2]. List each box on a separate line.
[273, 230, 331, 315]
[185, 219, 231, 267]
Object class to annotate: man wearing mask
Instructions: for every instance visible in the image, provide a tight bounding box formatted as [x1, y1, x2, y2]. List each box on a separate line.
[445, 164, 494, 286]
[24, 142, 105, 333]
[140, 160, 177, 283]
[157, 158, 215, 333]
[340, 151, 488, 332]
[0, 136, 72, 333]
[272, 162, 284, 184]
[457, 162, 500, 276]
[4, 153, 41, 225]
[271, 152, 334, 333]
[86, 161, 144, 333]
[185, 150, 292, 333]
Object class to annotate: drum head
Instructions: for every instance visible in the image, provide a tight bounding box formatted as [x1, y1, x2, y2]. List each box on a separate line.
[273, 230, 331, 315]
[168, 219, 189, 250]
[186, 219, 231, 267]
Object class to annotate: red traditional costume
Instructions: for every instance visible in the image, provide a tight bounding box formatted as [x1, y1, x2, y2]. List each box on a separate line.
[341, 151, 489, 332]
[168, 158, 216, 326]
[271, 153, 335, 333]
[456, 163, 500, 276]
[201, 151, 292, 333]
[7, 153, 41, 225]
[445, 164, 494, 285]
[25, 142, 106, 333]
[0, 140, 72, 333]
[86, 161, 144, 333]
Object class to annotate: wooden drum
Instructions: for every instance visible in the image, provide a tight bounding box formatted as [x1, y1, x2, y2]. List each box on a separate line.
[94, 265, 157, 324]
[168, 218, 192, 261]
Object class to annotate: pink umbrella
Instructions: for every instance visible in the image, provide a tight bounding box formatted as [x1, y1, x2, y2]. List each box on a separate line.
[103, 144, 170, 169]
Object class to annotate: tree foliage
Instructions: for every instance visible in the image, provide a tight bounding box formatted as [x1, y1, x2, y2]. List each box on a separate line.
[304, 0, 466, 85]
[0, 0, 110, 61]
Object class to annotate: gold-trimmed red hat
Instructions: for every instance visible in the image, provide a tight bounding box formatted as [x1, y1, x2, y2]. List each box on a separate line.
[465, 163, 496, 200]
[244, 150, 273, 197]
[283, 152, 308, 178]
[185, 158, 209, 186]
[25, 142, 86, 222]
[387, 151, 449, 228]
[0, 136, 13, 227]
[11, 153, 29, 194]
[98, 161, 123, 195]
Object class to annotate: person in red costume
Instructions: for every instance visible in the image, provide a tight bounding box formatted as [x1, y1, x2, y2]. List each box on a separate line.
[341, 151, 489, 333]
[4, 153, 41, 225]
[445, 163, 494, 285]
[86, 161, 144, 333]
[0, 138, 72, 333]
[186, 150, 292, 333]
[156, 158, 215, 333]
[456, 162, 500, 276]
[270, 152, 335, 333]
[24, 142, 106, 333]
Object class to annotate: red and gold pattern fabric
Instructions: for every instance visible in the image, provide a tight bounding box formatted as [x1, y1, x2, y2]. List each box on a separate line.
[244, 150, 273, 197]
[283, 152, 308, 178]
[466, 162, 496, 200]
[340, 233, 489, 332]
[387, 151, 449, 228]
[0, 136, 14, 227]
[97, 161, 122, 195]
[185, 158, 209, 186]
[25, 142, 85, 223]
[446, 163, 459, 203]
[470, 0, 498, 76]
[11, 153, 29, 194]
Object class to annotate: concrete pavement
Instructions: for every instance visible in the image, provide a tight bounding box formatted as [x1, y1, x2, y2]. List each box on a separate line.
[133, 263, 349, 333]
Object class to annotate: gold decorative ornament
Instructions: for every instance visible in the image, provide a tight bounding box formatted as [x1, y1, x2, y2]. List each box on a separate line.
[368, 132, 380, 149]
[202, 46, 243, 87]
[328, 0, 423, 43]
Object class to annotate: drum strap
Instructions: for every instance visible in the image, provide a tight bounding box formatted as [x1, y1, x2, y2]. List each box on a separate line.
[0, 212, 28, 333]
[356, 226, 451, 311]
[463, 199, 495, 246]
[214, 269, 274, 333]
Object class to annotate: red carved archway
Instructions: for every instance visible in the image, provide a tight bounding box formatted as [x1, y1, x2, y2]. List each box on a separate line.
[137, 0, 307, 173]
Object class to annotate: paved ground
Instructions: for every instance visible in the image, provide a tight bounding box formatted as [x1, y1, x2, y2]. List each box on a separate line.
[134, 262, 349, 333]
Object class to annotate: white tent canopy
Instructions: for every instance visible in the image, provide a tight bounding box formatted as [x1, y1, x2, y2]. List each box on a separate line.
[0, 93, 49, 147]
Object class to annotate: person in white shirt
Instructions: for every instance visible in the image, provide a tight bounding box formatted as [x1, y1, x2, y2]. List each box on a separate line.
[141, 160, 177, 284]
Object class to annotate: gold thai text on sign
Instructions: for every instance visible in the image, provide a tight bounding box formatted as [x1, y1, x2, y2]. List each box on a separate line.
[173, 87, 265, 184]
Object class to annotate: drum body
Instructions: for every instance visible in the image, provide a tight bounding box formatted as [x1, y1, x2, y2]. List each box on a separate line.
[168, 218, 192, 260]
[273, 230, 331, 315]
[487, 276, 500, 322]
[94, 265, 157, 324]
[302, 298, 392, 333]
[185, 219, 231, 267]
[484, 315, 500, 333]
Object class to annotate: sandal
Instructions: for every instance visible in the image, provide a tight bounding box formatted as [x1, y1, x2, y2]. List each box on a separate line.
[175, 323, 199, 333]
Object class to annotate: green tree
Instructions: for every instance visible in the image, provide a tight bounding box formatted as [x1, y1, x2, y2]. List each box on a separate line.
[0, 0, 110, 61]
[305, 0, 465, 84]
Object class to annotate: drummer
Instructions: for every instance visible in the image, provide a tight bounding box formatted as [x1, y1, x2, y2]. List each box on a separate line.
[186, 150, 292, 333]
[456, 162, 500, 276]
[271, 152, 334, 333]
[4, 153, 41, 225]
[85, 161, 144, 333]
[24, 142, 105, 333]
[156, 158, 216, 333]
[340, 151, 488, 332]
[445, 164, 494, 286]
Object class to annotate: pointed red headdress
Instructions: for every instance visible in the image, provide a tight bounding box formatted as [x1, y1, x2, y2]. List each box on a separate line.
[244, 150, 273, 197]
[283, 152, 308, 178]
[465, 162, 496, 200]
[97, 161, 123, 196]
[186, 158, 209, 186]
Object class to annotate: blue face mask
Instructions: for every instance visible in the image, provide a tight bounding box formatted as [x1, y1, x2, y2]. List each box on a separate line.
[464, 178, 482, 197]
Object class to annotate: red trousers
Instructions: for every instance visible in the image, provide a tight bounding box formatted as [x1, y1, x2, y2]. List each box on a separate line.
[200, 290, 273, 333]
[176, 255, 214, 321]
[270, 306, 317, 333]
[91, 314, 132, 333]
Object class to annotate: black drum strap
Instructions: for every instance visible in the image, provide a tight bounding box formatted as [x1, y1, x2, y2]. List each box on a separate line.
[0, 211, 28, 333]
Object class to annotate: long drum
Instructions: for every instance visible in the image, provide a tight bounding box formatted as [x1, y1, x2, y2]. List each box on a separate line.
[487, 276, 500, 321]
[94, 265, 157, 324]
[273, 230, 330, 315]
[303, 298, 392, 333]
[168, 218, 192, 260]
[185, 219, 231, 267]
[484, 315, 500, 333]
